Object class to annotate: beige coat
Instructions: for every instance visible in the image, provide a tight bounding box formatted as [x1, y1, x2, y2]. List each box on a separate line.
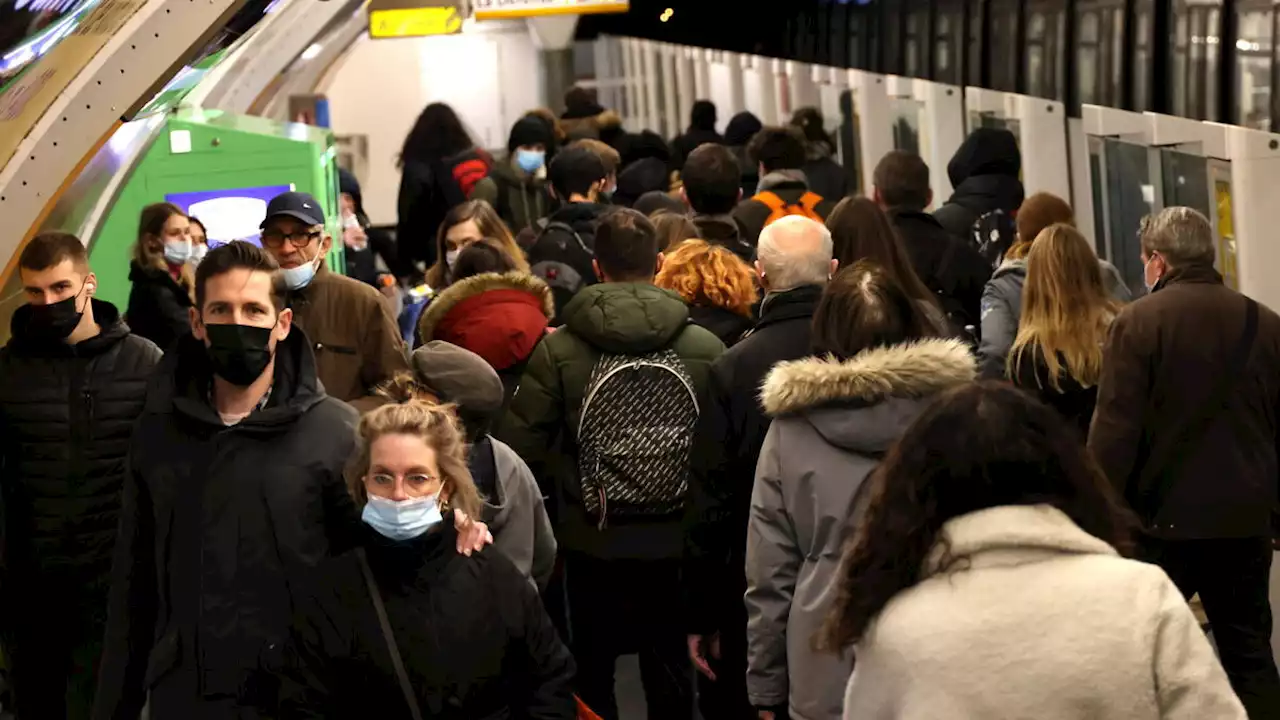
[843, 504, 1246, 719]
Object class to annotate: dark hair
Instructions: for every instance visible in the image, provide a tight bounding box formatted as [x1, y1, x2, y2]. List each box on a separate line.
[651, 210, 699, 252]
[682, 144, 741, 215]
[825, 197, 937, 309]
[790, 106, 832, 145]
[821, 381, 1137, 650]
[188, 216, 208, 243]
[20, 231, 88, 272]
[451, 238, 518, 281]
[594, 208, 659, 281]
[548, 146, 608, 200]
[748, 126, 807, 173]
[811, 261, 939, 359]
[690, 99, 717, 131]
[872, 151, 932, 212]
[399, 103, 473, 167]
[195, 240, 288, 313]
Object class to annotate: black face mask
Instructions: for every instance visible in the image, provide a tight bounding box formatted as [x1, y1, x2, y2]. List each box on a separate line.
[204, 323, 275, 386]
[26, 292, 85, 344]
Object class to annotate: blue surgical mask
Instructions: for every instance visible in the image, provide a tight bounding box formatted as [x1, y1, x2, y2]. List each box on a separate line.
[362, 493, 444, 541]
[163, 239, 192, 264]
[282, 251, 322, 290]
[515, 148, 546, 174]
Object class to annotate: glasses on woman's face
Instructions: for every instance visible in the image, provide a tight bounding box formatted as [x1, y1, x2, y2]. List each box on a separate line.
[262, 229, 321, 249]
[368, 472, 438, 491]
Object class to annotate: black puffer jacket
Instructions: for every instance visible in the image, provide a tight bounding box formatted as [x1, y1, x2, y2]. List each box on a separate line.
[932, 128, 1026, 244]
[94, 328, 361, 718]
[280, 523, 575, 719]
[0, 300, 161, 583]
[126, 262, 193, 352]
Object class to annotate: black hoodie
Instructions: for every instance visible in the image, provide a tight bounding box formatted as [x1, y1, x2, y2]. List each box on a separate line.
[933, 128, 1026, 243]
[0, 300, 162, 581]
[95, 327, 360, 718]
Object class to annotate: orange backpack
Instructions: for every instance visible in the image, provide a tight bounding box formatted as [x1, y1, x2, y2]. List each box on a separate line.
[755, 190, 825, 226]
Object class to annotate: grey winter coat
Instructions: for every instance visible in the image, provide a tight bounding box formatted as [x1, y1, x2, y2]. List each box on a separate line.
[977, 258, 1132, 379]
[745, 338, 977, 720]
[488, 438, 557, 589]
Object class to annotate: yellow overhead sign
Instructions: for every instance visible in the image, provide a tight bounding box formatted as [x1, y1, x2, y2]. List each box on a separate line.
[369, 5, 463, 38]
[473, 0, 628, 20]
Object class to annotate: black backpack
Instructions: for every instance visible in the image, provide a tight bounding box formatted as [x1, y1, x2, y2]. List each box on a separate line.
[576, 346, 700, 529]
[970, 208, 1018, 270]
[528, 221, 596, 321]
[932, 239, 978, 346]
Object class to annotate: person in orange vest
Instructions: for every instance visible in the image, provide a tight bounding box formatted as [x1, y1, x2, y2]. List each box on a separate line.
[732, 126, 839, 246]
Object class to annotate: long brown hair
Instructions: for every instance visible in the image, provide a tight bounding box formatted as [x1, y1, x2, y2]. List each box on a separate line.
[825, 197, 938, 310]
[655, 239, 758, 317]
[426, 200, 527, 288]
[812, 261, 940, 360]
[134, 202, 195, 299]
[1008, 224, 1119, 390]
[348, 374, 481, 519]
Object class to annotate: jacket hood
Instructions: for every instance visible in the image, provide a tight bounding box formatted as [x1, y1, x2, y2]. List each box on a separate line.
[725, 111, 764, 146]
[417, 272, 554, 371]
[481, 439, 523, 528]
[690, 100, 718, 131]
[616, 157, 670, 207]
[926, 504, 1118, 576]
[763, 338, 975, 416]
[947, 127, 1022, 187]
[621, 130, 673, 167]
[8, 298, 131, 356]
[563, 282, 691, 354]
[692, 214, 753, 263]
[762, 338, 975, 454]
[148, 325, 326, 432]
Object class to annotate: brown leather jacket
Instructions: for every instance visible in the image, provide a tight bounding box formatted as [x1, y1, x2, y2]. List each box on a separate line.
[288, 264, 409, 412]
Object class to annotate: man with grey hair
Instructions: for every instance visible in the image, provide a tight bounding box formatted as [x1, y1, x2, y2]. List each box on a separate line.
[1090, 206, 1280, 716]
[683, 214, 836, 719]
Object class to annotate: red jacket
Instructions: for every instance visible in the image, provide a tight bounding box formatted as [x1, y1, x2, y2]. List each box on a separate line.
[417, 271, 554, 373]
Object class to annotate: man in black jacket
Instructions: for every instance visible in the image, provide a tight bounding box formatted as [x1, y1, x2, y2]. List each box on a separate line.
[682, 143, 754, 263]
[931, 127, 1025, 243]
[93, 241, 362, 718]
[872, 150, 991, 333]
[733, 126, 837, 246]
[683, 215, 836, 720]
[0, 232, 162, 720]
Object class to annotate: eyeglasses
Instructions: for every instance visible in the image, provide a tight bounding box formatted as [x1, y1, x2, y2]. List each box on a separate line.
[368, 473, 438, 487]
[261, 229, 321, 249]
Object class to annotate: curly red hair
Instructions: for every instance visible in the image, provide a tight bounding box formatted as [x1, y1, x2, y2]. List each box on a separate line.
[655, 239, 758, 317]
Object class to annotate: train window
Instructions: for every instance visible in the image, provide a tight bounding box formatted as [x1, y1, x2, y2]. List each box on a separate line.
[936, 12, 954, 82]
[1235, 4, 1273, 130]
[1078, 10, 1101, 105]
[967, 0, 987, 86]
[989, 0, 1021, 91]
[1133, 2, 1153, 110]
[1173, 10, 1189, 114]
[906, 10, 921, 77]
[882, 2, 904, 75]
[1026, 12, 1045, 98]
[1109, 6, 1124, 106]
[1205, 7, 1221, 121]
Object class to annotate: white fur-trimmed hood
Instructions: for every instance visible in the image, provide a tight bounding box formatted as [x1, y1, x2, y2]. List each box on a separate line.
[761, 338, 976, 416]
[418, 271, 555, 342]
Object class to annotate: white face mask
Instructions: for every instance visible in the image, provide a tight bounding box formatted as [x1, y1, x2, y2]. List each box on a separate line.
[191, 244, 209, 264]
[163, 239, 192, 264]
[1143, 254, 1163, 293]
[445, 248, 461, 269]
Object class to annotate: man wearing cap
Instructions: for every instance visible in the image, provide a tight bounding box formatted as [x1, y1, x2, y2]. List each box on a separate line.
[259, 191, 409, 412]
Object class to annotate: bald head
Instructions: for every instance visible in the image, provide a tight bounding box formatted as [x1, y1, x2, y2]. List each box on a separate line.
[756, 216, 835, 291]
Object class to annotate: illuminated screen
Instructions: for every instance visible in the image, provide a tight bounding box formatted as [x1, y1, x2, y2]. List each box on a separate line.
[0, 0, 98, 89]
[166, 184, 294, 248]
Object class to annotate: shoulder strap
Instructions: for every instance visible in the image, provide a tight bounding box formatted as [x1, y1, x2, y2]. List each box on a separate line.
[542, 221, 591, 254]
[357, 548, 425, 720]
[1137, 298, 1260, 513]
[799, 191, 823, 213]
[753, 191, 785, 213]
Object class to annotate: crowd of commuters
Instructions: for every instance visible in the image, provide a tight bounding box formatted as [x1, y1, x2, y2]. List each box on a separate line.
[0, 85, 1276, 720]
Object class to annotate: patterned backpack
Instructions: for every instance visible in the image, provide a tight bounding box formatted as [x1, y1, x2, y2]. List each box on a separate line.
[576, 347, 699, 529]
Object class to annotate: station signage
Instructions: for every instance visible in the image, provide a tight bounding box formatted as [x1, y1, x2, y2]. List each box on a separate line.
[368, 0, 463, 39]
[472, 0, 628, 20]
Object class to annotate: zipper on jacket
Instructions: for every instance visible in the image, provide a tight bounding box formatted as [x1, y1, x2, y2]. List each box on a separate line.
[82, 390, 94, 441]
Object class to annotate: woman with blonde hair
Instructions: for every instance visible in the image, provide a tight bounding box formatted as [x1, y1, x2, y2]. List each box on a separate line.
[280, 375, 575, 718]
[126, 202, 196, 349]
[1008, 223, 1121, 435]
[425, 200, 528, 290]
[655, 239, 758, 347]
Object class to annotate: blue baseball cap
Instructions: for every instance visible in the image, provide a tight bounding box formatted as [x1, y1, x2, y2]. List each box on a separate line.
[261, 191, 325, 229]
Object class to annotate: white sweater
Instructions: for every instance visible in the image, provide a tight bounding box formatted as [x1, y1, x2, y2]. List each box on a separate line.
[843, 505, 1246, 720]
